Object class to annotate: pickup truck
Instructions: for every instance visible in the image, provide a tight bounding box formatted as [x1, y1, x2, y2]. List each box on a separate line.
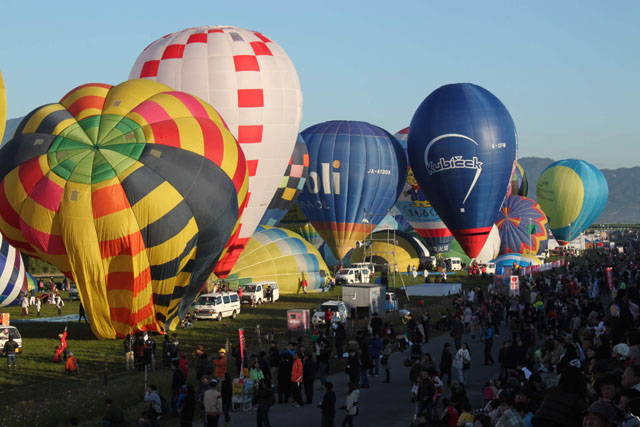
[312, 301, 349, 326]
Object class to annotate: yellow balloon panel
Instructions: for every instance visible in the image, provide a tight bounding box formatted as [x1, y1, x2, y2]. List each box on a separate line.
[536, 166, 583, 229]
[225, 226, 330, 293]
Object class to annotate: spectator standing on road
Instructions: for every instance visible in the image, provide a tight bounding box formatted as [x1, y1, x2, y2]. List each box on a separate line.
[341, 383, 360, 427]
[482, 323, 495, 365]
[319, 381, 336, 427]
[256, 379, 272, 427]
[291, 352, 304, 407]
[381, 339, 393, 383]
[213, 348, 228, 383]
[439, 342, 453, 386]
[203, 379, 222, 427]
[452, 342, 471, 384]
[303, 352, 317, 404]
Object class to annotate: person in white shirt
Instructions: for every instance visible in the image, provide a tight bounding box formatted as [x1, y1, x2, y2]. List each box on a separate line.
[144, 384, 162, 418]
[452, 342, 471, 384]
[341, 382, 360, 427]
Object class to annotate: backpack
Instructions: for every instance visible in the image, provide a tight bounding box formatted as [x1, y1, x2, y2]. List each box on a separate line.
[159, 393, 169, 414]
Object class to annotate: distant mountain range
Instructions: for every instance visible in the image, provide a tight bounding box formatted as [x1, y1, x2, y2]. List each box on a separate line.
[519, 157, 640, 224]
[2, 119, 637, 223]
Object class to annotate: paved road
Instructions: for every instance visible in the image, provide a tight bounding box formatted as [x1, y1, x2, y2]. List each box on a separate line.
[168, 327, 507, 426]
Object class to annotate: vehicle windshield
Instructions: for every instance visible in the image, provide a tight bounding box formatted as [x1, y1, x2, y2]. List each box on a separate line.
[196, 297, 217, 306]
[322, 305, 339, 312]
[338, 270, 352, 275]
[0, 328, 20, 340]
[242, 285, 257, 292]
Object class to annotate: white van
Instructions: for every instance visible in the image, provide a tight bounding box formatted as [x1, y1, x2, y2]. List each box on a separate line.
[239, 282, 280, 304]
[445, 257, 462, 271]
[0, 326, 22, 354]
[193, 292, 241, 321]
[479, 262, 496, 275]
[335, 267, 371, 285]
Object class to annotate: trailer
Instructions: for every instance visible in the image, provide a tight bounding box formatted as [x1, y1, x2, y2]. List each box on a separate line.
[341, 283, 386, 318]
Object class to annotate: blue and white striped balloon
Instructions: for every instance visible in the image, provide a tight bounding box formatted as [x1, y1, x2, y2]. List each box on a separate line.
[0, 236, 27, 307]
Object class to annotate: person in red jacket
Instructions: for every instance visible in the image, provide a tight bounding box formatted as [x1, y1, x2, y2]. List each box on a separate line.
[291, 352, 304, 407]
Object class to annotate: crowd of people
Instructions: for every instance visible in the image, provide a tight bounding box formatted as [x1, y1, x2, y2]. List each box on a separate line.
[98, 231, 640, 427]
[407, 234, 640, 427]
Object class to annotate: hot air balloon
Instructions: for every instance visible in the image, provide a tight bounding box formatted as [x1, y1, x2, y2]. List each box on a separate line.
[394, 127, 453, 254]
[408, 83, 518, 259]
[0, 234, 27, 307]
[279, 204, 324, 248]
[298, 121, 407, 260]
[372, 210, 409, 233]
[536, 159, 608, 245]
[129, 26, 303, 278]
[507, 162, 528, 197]
[0, 70, 5, 141]
[224, 226, 330, 293]
[350, 229, 429, 271]
[0, 80, 248, 338]
[492, 253, 541, 269]
[495, 195, 548, 255]
[474, 225, 501, 263]
[259, 135, 309, 226]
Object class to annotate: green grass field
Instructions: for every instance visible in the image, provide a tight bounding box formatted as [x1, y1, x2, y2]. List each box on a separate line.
[0, 272, 485, 426]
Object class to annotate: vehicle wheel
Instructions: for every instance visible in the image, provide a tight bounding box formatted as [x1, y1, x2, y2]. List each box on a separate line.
[258, 299, 263, 305]
[231, 310, 237, 319]
[217, 313, 223, 322]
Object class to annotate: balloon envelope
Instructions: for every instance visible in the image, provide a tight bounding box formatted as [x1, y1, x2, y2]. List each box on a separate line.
[130, 26, 303, 278]
[350, 229, 429, 271]
[0, 235, 27, 307]
[496, 195, 548, 255]
[394, 127, 453, 253]
[278, 204, 324, 248]
[225, 226, 330, 293]
[0, 70, 5, 142]
[259, 134, 309, 226]
[408, 84, 517, 259]
[507, 162, 528, 197]
[298, 121, 407, 260]
[536, 159, 608, 245]
[492, 253, 541, 269]
[0, 80, 248, 338]
[474, 225, 501, 264]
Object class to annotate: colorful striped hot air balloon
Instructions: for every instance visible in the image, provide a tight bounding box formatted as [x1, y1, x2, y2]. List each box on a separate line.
[536, 159, 608, 245]
[130, 26, 303, 278]
[0, 235, 27, 307]
[507, 162, 528, 197]
[225, 226, 330, 293]
[394, 127, 453, 254]
[259, 135, 309, 226]
[495, 195, 548, 255]
[0, 80, 248, 338]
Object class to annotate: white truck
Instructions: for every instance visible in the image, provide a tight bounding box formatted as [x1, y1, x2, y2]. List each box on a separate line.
[311, 301, 349, 326]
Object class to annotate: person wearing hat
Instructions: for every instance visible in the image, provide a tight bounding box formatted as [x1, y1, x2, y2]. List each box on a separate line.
[583, 399, 618, 427]
[213, 348, 228, 384]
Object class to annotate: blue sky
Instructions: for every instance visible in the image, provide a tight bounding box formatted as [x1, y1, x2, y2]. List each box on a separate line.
[1, 0, 638, 168]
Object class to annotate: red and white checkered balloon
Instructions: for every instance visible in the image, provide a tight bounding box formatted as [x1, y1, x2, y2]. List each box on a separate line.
[129, 26, 303, 277]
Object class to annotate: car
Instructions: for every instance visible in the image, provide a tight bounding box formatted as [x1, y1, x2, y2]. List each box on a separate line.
[311, 301, 349, 326]
[68, 283, 80, 301]
[479, 262, 496, 275]
[0, 326, 23, 355]
[335, 267, 371, 285]
[238, 282, 280, 305]
[193, 291, 241, 321]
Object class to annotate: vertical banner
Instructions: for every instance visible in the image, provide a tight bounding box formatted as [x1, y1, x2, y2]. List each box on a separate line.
[510, 275, 520, 296]
[238, 328, 245, 380]
[606, 267, 613, 291]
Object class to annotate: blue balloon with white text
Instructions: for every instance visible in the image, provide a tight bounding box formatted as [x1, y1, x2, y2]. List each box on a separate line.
[407, 83, 517, 259]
